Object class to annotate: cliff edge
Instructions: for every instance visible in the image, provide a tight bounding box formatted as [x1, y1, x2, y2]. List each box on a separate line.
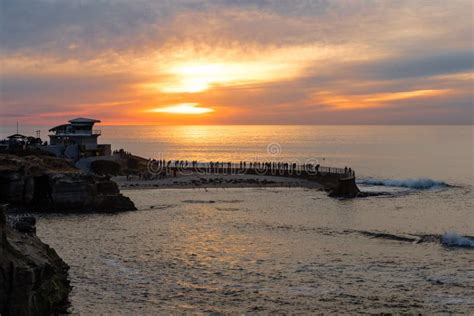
[0, 154, 136, 212]
[0, 206, 70, 315]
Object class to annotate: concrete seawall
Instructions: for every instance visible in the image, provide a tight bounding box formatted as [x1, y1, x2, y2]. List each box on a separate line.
[148, 165, 361, 198]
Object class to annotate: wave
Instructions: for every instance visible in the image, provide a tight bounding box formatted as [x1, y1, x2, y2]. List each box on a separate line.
[441, 232, 474, 248]
[357, 178, 448, 190]
[356, 230, 474, 249]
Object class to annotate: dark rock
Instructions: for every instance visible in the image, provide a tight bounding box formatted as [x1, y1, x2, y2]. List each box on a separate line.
[96, 179, 120, 195]
[327, 177, 361, 198]
[0, 154, 136, 213]
[18, 216, 36, 226]
[93, 194, 137, 212]
[0, 205, 71, 315]
[13, 217, 37, 234]
[356, 191, 392, 198]
[90, 159, 121, 176]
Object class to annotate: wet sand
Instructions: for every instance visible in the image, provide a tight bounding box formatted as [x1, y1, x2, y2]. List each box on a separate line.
[113, 173, 323, 190]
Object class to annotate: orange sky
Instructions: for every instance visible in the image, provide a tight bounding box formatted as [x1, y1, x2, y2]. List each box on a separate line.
[0, 1, 472, 126]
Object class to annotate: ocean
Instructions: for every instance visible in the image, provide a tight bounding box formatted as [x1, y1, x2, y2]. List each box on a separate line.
[5, 125, 472, 184]
[7, 125, 473, 313]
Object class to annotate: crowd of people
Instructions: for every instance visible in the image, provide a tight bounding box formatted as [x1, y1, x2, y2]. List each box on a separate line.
[142, 159, 354, 178]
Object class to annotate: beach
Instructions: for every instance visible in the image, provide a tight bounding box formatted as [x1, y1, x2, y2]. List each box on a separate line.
[114, 173, 324, 190]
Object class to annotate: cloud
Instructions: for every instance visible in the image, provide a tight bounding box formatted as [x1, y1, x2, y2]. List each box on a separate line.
[2, 0, 470, 56]
[0, 0, 168, 56]
[0, 0, 472, 125]
[352, 51, 473, 81]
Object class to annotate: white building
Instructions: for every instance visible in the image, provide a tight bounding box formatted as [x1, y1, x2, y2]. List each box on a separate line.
[48, 118, 111, 157]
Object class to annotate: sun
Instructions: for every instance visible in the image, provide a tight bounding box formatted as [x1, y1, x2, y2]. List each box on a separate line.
[149, 103, 214, 115]
[158, 60, 295, 93]
[161, 63, 234, 93]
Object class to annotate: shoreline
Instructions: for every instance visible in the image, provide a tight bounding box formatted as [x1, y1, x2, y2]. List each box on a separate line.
[113, 173, 324, 191]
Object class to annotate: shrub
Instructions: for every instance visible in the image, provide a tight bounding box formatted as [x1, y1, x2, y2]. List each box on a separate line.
[90, 160, 121, 175]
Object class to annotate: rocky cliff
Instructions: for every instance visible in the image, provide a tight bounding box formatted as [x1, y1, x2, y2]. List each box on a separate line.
[0, 206, 70, 315]
[0, 154, 136, 212]
[327, 176, 361, 198]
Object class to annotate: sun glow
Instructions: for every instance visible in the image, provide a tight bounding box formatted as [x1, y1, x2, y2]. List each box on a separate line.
[158, 58, 305, 93]
[160, 62, 277, 93]
[163, 63, 230, 93]
[149, 103, 214, 114]
[144, 44, 365, 95]
[315, 89, 450, 109]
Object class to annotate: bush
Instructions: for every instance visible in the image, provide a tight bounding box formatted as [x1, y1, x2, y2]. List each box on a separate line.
[0, 147, 55, 157]
[90, 160, 121, 175]
[126, 157, 139, 170]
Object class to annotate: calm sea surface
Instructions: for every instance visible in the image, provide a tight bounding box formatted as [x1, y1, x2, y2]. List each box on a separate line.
[10, 125, 473, 313]
[5, 125, 472, 184]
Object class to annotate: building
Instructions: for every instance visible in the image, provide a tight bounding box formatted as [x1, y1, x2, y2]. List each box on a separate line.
[48, 118, 111, 157]
[6, 133, 27, 144]
[0, 133, 27, 150]
[49, 118, 101, 145]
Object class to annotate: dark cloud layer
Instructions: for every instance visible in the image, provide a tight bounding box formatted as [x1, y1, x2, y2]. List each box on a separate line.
[359, 51, 473, 80]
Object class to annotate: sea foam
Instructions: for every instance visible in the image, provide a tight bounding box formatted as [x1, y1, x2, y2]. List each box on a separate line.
[357, 178, 448, 190]
[441, 232, 474, 248]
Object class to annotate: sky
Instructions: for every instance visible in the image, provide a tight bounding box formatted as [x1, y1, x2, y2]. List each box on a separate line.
[0, 0, 473, 126]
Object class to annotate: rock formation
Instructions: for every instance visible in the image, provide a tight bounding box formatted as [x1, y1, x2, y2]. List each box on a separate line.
[0, 154, 136, 212]
[327, 176, 361, 198]
[0, 206, 70, 315]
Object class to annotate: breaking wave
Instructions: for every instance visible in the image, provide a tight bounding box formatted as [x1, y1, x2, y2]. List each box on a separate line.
[441, 232, 474, 248]
[357, 178, 448, 190]
[356, 230, 474, 249]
